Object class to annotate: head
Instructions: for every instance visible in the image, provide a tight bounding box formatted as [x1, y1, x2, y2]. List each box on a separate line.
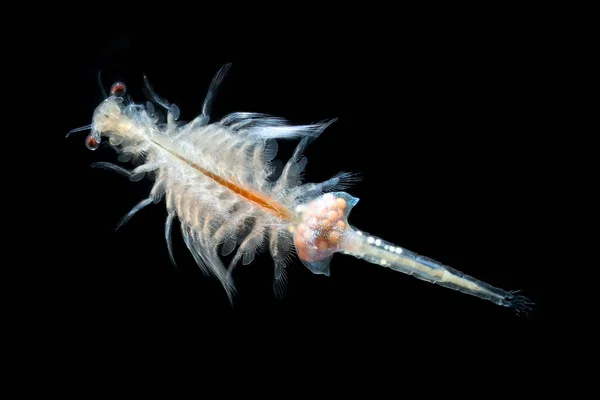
[66, 81, 130, 150]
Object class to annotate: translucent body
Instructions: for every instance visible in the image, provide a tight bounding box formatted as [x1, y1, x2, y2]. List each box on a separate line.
[68, 64, 533, 314]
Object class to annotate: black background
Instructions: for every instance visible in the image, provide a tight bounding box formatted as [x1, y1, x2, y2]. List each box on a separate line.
[30, 6, 561, 388]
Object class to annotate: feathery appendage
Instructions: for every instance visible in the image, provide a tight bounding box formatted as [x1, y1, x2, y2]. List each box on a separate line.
[71, 65, 355, 299]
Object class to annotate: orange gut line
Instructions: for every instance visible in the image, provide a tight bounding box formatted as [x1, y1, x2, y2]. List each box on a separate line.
[155, 141, 293, 221]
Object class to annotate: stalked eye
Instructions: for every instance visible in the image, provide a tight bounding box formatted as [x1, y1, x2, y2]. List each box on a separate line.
[110, 82, 126, 97]
[85, 134, 100, 150]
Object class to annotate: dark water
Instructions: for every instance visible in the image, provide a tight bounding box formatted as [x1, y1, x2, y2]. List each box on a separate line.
[28, 12, 561, 388]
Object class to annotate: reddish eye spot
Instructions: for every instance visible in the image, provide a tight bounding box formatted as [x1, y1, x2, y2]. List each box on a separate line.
[85, 134, 100, 150]
[110, 82, 126, 97]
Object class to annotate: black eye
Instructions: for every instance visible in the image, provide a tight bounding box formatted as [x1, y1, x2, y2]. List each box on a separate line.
[110, 82, 126, 97]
